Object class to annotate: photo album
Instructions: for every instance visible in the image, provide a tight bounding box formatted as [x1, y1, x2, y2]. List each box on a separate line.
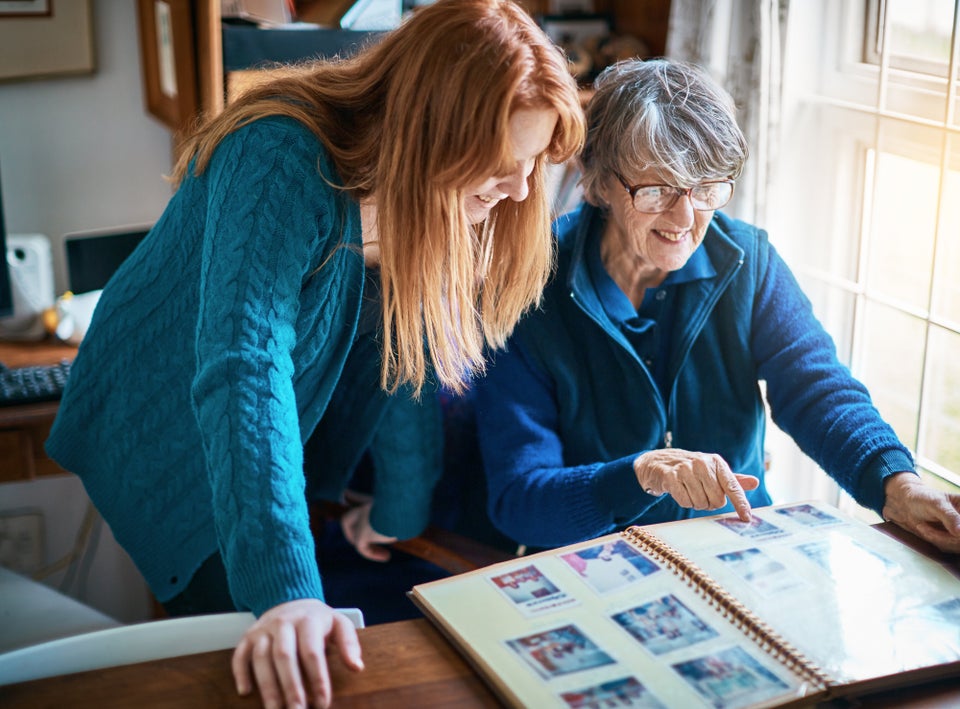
[409, 501, 960, 708]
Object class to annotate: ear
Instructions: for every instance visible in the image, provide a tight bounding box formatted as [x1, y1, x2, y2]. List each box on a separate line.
[590, 178, 614, 210]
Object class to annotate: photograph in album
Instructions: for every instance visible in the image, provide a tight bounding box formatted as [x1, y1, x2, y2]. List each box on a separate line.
[410, 501, 960, 709]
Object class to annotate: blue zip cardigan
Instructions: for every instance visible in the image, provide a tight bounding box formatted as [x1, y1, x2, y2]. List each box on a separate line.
[474, 203, 913, 547]
[46, 117, 441, 615]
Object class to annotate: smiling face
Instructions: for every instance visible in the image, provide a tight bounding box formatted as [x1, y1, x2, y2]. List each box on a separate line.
[598, 167, 717, 291]
[462, 107, 559, 225]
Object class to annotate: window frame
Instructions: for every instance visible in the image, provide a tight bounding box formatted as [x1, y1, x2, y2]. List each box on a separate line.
[769, 0, 960, 505]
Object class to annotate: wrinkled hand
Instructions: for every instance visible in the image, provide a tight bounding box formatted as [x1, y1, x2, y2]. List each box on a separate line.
[341, 501, 398, 562]
[232, 599, 363, 709]
[882, 472, 960, 553]
[633, 448, 759, 522]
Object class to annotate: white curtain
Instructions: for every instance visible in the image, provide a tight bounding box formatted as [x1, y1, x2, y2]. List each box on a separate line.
[666, 0, 843, 506]
[666, 0, 790, 227]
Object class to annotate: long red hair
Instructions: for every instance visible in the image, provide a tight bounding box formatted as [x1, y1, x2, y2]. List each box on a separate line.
[173, 0, 585, 394]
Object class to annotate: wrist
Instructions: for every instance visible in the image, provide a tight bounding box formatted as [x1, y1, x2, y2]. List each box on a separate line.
[884, 470, 919, 494]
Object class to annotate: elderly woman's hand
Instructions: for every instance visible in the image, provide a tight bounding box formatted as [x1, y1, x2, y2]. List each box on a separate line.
[882, 472, 960, 553]
[633, 449, 758, 521]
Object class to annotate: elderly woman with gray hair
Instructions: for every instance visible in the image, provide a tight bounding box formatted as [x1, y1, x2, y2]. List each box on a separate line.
[474, 58, 960, 553]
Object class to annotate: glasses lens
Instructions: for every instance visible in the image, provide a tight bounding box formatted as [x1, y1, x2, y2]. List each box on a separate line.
[628, 181, 734, 213]
[690, 182, 733, 210]
[632, 186, 674, 213]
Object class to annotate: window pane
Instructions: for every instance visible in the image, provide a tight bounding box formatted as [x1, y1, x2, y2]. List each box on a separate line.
[885, 0, 953, 68]
[931, 155, 960, 327]
[799, 278, 857, 365]
[920, 326, 960, 472]
[770, 105, 869, 283]
[858, 300, 924, 449]
[866, 145, 937, 310]
[919, 470, 960, 494]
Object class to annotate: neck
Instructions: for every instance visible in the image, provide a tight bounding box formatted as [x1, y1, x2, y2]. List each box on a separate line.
[599, 226, 666, 309]
[360, 200, 380, 267]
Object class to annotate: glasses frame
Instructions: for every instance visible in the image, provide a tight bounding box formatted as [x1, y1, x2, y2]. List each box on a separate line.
[614, 173, 736, 213]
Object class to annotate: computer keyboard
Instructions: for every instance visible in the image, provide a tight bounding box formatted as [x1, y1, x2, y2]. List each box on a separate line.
[0, 360, 71, 406]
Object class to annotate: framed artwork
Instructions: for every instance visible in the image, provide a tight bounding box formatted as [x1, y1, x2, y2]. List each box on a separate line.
[0, 1, 51, 17]
[0, 1, 94, 82]
[539, 13, 611, 47]
[137, 0, 199, 132]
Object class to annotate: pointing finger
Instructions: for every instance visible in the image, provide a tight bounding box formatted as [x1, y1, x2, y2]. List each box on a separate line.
[717, 465, 752, 521]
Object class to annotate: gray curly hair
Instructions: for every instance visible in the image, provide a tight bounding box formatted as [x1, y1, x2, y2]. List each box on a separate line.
[579, 58, 748, 206]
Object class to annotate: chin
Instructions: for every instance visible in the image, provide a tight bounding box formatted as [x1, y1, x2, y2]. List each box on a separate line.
[466, 199, 495, 224]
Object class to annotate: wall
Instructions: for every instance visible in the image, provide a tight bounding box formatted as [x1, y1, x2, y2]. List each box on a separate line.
[0, 0, 178, 622]
[0, 0, 174, 293]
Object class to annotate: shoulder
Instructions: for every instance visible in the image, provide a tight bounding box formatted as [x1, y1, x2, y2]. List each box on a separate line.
[551, 202, 598, 278]
[227, 115, 320, 146]
[553, 203, 590, 252]
[709, 211, 770, 251]
[706, 211, 773, 282]
[213, 115, 337, 184]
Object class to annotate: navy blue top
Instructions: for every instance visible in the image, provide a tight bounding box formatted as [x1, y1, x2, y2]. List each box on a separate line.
[474, 203, 914, 547]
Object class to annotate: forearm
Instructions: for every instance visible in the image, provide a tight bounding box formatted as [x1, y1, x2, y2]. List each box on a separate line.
[476, 346, 654, 546]
[485, 455, 649, 547]
[368, 390, 444, 539]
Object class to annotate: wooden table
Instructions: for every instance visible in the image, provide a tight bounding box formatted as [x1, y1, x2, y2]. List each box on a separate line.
[0, 618, 500, 708]
[1, 613, 959, 708]
[1, 525, 959, 708]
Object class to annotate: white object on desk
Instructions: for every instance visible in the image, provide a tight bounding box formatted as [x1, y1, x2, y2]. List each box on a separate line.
[0, 234, 55, 342]
[0, 605, 365, 686]
[51, 289, 101, 345]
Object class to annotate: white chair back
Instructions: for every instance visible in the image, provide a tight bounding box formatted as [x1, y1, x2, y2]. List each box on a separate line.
[0, 607, 364, 686]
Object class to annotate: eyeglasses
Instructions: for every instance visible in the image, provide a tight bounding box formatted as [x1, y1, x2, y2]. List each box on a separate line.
[614, 173, 735, 213]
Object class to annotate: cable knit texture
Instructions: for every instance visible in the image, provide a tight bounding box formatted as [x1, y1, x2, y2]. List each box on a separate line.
[45, 117, 441, 615]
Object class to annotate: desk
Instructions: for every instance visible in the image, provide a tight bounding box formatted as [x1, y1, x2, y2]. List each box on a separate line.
[1, 524, 959, 708]
[0, 618, 500, 708]
[1, 615, 959, 708]
[0, 338, 77, 482]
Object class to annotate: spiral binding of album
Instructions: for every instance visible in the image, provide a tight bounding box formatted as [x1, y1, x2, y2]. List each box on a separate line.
[621, 525, 834, 692]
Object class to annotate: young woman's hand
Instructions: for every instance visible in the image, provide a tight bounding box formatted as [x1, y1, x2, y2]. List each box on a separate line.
[232, 599, 363, 709]
[633, 448, 759, 522]
[340, 500, 398, 562]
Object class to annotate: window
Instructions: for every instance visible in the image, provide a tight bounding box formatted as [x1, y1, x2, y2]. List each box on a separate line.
[766, 0, 960, 514]
[864, 0, 955, 77]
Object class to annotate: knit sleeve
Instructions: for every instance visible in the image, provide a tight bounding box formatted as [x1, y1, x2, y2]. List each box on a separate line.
[189, 118, 335, 615]
[752, 244, 914, 515]
[367, 390, 444, 539]
[475, 341, 654, 547]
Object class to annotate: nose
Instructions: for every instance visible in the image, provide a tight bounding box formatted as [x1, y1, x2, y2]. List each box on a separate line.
[665, 189, 695, 220]
[498, 164, 531, 202]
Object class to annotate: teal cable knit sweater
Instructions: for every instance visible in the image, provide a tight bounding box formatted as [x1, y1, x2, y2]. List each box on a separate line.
[46, 117, 441, 615]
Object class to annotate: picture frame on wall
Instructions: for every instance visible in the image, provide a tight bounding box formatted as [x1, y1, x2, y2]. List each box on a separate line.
[539, 13, 611, 48]
[137, 0, 199, 132]
[0, 1, 51, 17]
[539, 12, 612, 85]
[0, 1, 94, 82]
